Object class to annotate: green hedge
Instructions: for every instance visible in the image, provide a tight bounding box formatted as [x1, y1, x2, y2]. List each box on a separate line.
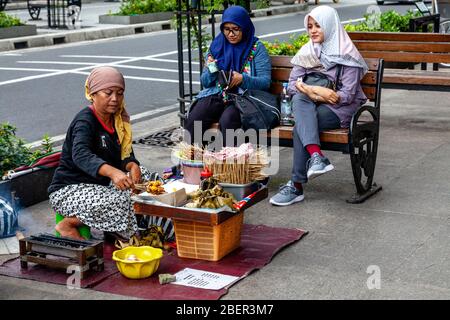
[345, 9, 421, 32]
[0, 123, 54, 177]
[262, 10, 422, 56]
[0, 12, 24, 28]
[115, 0, 177, 16]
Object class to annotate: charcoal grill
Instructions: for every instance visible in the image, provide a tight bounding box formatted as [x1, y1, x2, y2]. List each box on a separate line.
[19, 233, 104, 279]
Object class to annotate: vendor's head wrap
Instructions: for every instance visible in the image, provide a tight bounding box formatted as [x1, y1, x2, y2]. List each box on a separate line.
[209, 5, 257, 72]
[291, 5, 368, 77]
[85, 66, 132, 160]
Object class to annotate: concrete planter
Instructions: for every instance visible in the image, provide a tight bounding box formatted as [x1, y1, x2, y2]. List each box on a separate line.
[99, 12, 174, 25]
[0, 25, 37, 40]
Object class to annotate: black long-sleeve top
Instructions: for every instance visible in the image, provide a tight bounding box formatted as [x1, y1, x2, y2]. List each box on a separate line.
[48, 107, 139, 194]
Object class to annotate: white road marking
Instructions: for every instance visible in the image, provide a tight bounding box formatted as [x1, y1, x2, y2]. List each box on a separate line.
[60, 54, 138, 59]
[0, 67, 65, 72]
[145, 57, 200, 65]
[65, 70, 200, 84]
[17, 61, 100, 66]
[16, 60, 199, 74]
[0, 49, 181, 87]
[60, 55, 201, 65]
[0, 53, 23, 56]
[116, 64, 200, 74]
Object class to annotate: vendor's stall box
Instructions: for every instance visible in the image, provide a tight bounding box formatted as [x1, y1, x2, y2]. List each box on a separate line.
[133, 186, 267, 261]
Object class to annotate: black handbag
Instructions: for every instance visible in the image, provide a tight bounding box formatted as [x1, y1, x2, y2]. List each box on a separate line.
[303, 64, 343, 91]
[229, 89, 280, 131]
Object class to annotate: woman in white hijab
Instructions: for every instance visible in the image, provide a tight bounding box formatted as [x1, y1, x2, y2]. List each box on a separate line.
[270, 5, 368, 206]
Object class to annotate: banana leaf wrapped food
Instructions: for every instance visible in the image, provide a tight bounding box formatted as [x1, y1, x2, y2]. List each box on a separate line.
[186, 185, 237, 210]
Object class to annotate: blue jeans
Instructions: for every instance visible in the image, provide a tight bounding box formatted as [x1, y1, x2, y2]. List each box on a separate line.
[291, 94, 341, 183]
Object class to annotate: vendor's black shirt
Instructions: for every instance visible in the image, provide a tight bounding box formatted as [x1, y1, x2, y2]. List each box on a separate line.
[48, 107, 139, 194]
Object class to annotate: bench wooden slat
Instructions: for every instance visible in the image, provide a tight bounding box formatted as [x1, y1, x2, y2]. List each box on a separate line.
[362, 86, 376, 100]
[271, 68, 291, 81]
[354, 41, 450, 54]
[360, 51, 450, 64]
[270, 126, 349, 144]
[349, 31, 450, 42]
[383, 70, 450, 86]
[361, 71, 377, 84]
[320, 128, 349, 144]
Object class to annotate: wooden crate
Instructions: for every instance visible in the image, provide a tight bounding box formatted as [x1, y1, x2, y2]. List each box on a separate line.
[174, 213, 243, 261]
[134, 186, 268, 261]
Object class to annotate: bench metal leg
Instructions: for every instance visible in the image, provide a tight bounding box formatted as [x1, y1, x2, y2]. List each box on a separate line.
[348, 122, 382, 204]
[0, 0, 7, 12]
[27, 5, 41, 20]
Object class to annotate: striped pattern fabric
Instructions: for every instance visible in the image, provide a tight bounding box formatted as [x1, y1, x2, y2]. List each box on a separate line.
[0, 197, 18, 238]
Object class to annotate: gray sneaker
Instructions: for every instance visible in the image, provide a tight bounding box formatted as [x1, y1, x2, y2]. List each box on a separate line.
[306, 152, 334, 180]
[269, 181, 304, 206]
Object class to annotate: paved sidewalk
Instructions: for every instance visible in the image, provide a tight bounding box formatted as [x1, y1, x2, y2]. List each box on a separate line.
[1, 85, 450, 300]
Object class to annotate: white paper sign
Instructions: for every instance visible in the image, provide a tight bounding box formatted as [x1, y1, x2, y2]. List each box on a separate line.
[172, 268, 239, 290]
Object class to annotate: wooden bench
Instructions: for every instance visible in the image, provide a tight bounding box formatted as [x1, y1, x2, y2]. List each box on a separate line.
[0, 0, 47, 20]
[348, 31, 450, 92]
[0, 0, 82, 22]
[268, 56, 384, 204]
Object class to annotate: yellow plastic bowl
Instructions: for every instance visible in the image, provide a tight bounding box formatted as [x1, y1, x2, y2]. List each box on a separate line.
[112, 246, 163, 279]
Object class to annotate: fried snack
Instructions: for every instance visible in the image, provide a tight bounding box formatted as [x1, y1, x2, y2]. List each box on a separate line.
[146, 180, 166, 195]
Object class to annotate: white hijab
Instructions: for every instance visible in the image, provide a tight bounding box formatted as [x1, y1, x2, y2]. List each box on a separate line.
[291, 5, 368, 76]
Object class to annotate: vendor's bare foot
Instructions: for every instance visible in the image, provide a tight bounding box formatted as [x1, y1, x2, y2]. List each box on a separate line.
[55, 223, 84, 241]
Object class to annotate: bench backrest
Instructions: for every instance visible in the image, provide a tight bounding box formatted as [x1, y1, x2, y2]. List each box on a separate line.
[270, 56, 383, 109]
[347, 32, 450, 64]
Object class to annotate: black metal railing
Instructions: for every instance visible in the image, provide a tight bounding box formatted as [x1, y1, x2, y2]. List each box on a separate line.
[47, 0, 81, 29]
[176, 0, 250, 126]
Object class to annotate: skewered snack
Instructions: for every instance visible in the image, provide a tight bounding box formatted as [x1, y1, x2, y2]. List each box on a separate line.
[203, 143, 269, 184]
[146, 180, 166, 195]
[172, 141, 204, 161]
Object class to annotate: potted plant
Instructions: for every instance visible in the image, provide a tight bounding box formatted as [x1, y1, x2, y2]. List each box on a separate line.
[99, 0, 177, 25]
[0, 123, 58, 210]
[0, 11, 37, 39]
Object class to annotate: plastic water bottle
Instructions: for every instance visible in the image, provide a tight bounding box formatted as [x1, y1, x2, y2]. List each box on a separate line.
[280, 82, 293, 126]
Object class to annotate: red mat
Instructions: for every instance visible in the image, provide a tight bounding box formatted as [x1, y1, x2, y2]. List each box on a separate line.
[0, 242, 118, 288]
[0, 224, 307, 299]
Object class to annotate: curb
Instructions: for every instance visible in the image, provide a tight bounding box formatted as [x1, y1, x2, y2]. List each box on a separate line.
[0, 3, 307, 52]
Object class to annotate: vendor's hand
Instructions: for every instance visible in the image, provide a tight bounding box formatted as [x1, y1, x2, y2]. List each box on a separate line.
[228, 71, 243, 89]
[313, 86, 340, 105]
[207, 55, 215, 64]
[111, 169, 135, 191]
[127, 162, 142, 185]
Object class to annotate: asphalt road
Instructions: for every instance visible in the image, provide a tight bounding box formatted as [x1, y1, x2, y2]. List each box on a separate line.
[0, 2, 415, 143]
